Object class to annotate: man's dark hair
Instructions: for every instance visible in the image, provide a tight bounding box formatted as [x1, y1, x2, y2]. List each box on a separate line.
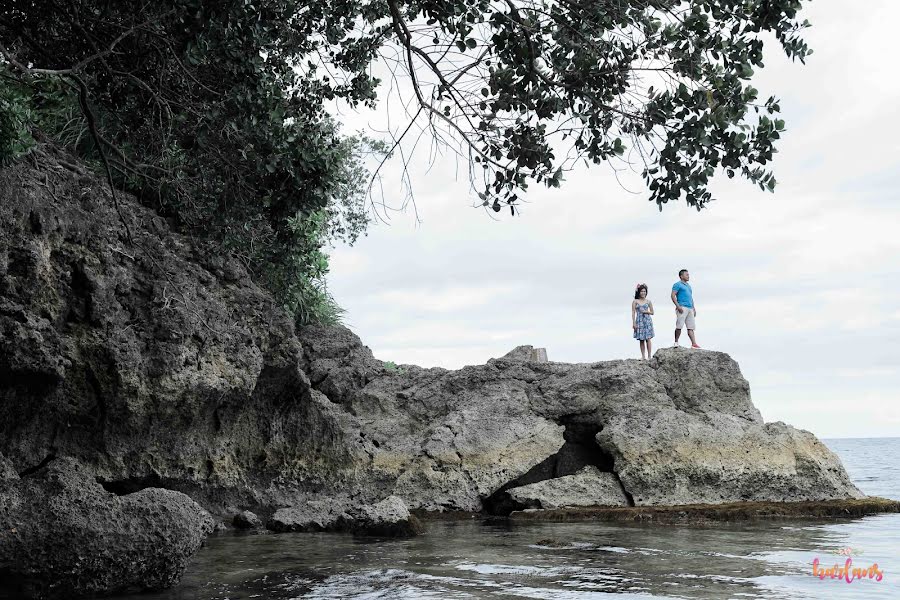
[678, 269, 689, 277]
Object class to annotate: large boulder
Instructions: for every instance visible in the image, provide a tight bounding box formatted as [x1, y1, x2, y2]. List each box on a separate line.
[0, 456, 213, 598]
[500, 345, 548, 362]
[505, 466, 630, 510]
[267, 498, 351, 533]
[346, 496, 424, 538]
[298, 328, 863, 510]
[266, 496, 423, 538]
[232, 510, 263, 530]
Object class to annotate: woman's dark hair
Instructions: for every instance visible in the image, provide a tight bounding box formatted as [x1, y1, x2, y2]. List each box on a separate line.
[634, 284, 648, 300]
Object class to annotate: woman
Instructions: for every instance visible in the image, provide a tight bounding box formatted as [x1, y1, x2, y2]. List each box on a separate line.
[632, 283, 655, 359]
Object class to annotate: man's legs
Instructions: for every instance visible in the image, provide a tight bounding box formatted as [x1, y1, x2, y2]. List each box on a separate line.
[675, 308, 686, 345]
[685, 310, 699, 347]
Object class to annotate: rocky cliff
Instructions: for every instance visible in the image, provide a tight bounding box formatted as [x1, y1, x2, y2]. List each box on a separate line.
[0, 146, 873, 595]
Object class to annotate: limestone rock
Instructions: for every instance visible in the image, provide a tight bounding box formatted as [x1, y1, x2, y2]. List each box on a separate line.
[0, 457, 213, 599]
[0, 455, 16, 481]
[598, 415, 865, 506]
[348, 495, 424, 538]
[232, 510, 262, 530]
[506, 466, 630, 509]
[0, 146, 864, 537]
[500, 345, 548, 362]
[267, 499, 349, 532]
[0, 145, 351, 513]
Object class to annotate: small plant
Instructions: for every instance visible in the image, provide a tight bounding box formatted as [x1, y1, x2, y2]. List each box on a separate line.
[383, 360, 404, 374]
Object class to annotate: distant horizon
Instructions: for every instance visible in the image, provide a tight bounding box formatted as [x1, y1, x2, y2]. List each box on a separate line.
[822, 436, 900, 440]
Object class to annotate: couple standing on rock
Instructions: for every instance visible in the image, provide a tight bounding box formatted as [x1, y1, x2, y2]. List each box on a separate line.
[631, 269, 701, 359]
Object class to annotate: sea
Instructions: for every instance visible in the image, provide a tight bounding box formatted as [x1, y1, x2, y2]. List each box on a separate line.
[113, 437, 900, 600]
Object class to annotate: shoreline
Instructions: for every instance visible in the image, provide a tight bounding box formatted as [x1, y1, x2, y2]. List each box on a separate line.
[505, 497, 900, 524]
[408, 497, 900, 527]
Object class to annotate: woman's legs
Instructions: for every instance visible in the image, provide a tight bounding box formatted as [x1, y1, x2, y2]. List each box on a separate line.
[646, 338, 653, 358]
[639, 340, 647, 359]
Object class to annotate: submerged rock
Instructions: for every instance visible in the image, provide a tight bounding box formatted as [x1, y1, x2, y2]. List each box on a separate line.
[0, 456, 213, 599]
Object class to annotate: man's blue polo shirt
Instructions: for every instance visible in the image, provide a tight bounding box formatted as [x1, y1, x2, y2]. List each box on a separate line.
[672, 281, 693, 308]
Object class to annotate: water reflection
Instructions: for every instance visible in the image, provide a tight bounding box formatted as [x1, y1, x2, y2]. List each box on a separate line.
[108, 514, 899, 600]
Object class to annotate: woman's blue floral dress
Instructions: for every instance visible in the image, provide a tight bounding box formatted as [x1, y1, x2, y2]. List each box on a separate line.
[634, 302, 654, 340]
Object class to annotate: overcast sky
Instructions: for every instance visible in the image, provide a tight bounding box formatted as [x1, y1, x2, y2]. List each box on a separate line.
[326, 1, 900, 439]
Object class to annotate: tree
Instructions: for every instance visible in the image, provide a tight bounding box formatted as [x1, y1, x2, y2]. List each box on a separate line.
[0, 0, 809, 317]
[1, 0, 381, 323]
[376, 0, 809, 212]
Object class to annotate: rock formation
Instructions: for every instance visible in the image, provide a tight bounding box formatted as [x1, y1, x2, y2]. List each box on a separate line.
[232, 510, 263, 530]
[297, 325, 863, 510]
[0, 146, 869, 596]
[0, 454, 213, 598]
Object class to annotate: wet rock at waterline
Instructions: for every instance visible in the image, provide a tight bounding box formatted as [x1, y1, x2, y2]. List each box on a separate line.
[346, 495, 425, 538]
[266, 496, 423, 537]
[0, 456, 213, 599]
[267, 499, 351, 533]
[232, 510, 263, 530]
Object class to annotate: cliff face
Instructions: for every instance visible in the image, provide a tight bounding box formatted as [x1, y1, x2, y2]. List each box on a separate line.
[0, 146, 862, 519]
[1, 147, 318, 507]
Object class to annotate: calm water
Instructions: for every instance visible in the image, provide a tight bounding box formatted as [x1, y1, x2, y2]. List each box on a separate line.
[114, 438, 899, 600]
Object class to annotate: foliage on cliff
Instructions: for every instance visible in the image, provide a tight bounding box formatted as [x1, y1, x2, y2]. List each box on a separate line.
[1, 0, 809, 321]
[1, 1, 379, 324]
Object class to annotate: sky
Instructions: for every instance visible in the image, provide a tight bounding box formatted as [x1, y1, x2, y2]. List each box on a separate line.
[325, 1, 900, 439]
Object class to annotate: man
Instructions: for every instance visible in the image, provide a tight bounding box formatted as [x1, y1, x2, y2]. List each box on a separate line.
[671, 269, 700, 348]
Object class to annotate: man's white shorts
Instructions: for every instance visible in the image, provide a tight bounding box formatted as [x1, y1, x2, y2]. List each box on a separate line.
[675, 307, 696, 330]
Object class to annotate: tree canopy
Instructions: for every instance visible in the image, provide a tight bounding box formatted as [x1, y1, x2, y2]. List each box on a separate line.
[0, 0, 809, 321]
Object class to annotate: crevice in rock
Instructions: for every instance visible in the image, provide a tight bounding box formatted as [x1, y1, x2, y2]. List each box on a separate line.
[482, 419, 616, 516]
[0, 366, 62, 395]
[86, 367, 107, 442]
[98, 474, 164, 495]
[213, 407, 222, 433]
[616, 476, 636, 507]
[18, 453, 56, 477]
[65, 260, 93, 323]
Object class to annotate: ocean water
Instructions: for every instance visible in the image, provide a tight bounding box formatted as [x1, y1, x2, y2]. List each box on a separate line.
[113, 437, 899, 600]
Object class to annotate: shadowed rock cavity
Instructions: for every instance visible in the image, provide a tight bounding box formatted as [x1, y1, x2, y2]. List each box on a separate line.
[483, 420, 634, 515]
